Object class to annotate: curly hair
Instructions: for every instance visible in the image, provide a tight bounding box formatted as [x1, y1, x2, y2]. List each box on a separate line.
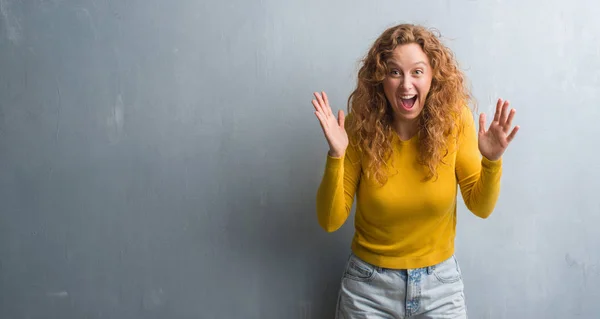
[345, 23, 474, 184]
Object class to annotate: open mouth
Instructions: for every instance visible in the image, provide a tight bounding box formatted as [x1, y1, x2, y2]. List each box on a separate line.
[399, 95, 417, 111]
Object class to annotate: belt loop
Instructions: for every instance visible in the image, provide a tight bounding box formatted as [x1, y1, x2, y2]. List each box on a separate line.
[427, 265, 433, 275]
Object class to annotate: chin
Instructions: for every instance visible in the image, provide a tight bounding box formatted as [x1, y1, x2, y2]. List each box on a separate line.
[393, 103, 423, 120]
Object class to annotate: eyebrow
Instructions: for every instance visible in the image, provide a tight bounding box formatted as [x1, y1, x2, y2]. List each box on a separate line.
[386, 60, 428, 67]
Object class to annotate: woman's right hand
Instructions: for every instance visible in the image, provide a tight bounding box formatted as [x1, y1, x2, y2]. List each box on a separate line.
[312, 91, 348, 158]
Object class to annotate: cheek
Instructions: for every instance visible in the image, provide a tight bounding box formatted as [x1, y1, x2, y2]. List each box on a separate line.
[383, 78, 393, 89]
[417, 79, 432, 95]
[383, 79, 397, 97]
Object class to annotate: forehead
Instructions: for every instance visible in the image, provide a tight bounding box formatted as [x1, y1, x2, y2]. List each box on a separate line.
[386, 43, 430, 66]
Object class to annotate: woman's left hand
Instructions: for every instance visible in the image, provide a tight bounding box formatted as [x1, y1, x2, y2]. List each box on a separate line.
[478, 98, 520, 161]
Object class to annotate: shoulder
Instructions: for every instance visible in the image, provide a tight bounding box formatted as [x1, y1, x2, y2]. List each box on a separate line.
[344, 112, 356, 128]
[447, 104, 476, 152]
[458, 104, 475, 127]
[343, 112, 364, 159]
[344, 112, 360, 141]
[452, 104, 476, 139]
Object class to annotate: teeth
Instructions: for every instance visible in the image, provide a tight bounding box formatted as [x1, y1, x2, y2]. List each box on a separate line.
[401, 95, 416, 99]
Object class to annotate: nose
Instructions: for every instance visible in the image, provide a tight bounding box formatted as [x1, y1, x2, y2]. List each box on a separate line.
[401, 75, 412, 90]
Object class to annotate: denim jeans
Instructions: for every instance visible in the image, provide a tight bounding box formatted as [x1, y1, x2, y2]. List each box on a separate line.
[335, 252, 467, 319]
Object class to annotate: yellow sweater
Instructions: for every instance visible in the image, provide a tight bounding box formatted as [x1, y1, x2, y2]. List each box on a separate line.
[316, 106, 502, 269]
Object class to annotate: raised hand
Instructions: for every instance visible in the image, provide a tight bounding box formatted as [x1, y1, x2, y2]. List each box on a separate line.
[478, 98, 520, 161]
[312, 91, 348, 158]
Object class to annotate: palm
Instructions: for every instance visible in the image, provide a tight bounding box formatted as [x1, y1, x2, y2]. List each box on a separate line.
[478, 98, 520, 161]
[311, 91, 348, 157]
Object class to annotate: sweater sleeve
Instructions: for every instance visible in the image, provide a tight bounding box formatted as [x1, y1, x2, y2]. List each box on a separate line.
[455, 106, 503, 219]
[315, 134, 362, 232]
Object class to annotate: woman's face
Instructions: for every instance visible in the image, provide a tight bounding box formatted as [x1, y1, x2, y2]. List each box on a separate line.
[382, 43, 433, 124]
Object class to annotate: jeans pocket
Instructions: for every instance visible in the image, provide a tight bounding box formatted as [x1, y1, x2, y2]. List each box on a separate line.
[343, 254, 377, 282]
[432, 255, 462, 284]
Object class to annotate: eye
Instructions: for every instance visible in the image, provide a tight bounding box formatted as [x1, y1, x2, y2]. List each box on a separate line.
[414, 69, 424, 75]
[390, 70, 400, 76]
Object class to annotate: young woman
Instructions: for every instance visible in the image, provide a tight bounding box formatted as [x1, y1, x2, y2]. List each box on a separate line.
[312, 24, 519, 318]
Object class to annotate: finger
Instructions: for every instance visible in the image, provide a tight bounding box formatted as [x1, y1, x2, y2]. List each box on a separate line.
[499, 100, 510, 124]
[338, 109, 345, 128]
[312, 99, 324, 116]
[313, 93, 329, 119]
[313, 92, 322, 108]
[493, 98, 503, 122]
[504, 108, 516, 131]
[314, 111, 328, 131]
[506, 125, 519, 143]
[322, 91, 334, 116]
[314, 92, 328, 117]
[478, 113, 486, 135]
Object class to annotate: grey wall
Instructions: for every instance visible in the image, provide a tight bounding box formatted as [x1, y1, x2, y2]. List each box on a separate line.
[0, 0, 598, 318]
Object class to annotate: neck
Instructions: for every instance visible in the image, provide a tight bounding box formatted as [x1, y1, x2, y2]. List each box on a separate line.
[393, 117, 420, 141]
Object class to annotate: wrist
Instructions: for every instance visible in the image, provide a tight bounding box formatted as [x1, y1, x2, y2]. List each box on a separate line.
[328, 150, 344, 158]
[483, 155, 501, 162]
[481, 155, 502, 169]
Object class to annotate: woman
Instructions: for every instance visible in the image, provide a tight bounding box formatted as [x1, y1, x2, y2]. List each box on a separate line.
[311, 24, 519, 318]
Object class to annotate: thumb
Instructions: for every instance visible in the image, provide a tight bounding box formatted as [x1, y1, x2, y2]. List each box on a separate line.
[338, 110, 345, 128]
[478, 113, 486, 136]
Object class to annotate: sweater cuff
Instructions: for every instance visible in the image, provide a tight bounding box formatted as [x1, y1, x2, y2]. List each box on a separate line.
[326, 153, 344, 169]
[481, 156, 502, 171]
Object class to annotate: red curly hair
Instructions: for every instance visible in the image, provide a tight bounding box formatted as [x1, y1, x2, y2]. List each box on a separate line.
[345, 23, 474, 184]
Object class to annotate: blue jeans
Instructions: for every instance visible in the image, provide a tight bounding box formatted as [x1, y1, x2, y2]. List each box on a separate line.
[335, 253, 467, 318]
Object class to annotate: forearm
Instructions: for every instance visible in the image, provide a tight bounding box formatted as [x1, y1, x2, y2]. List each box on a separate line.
[460, 157, 502, 218]
[316, 155, 356, 232]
